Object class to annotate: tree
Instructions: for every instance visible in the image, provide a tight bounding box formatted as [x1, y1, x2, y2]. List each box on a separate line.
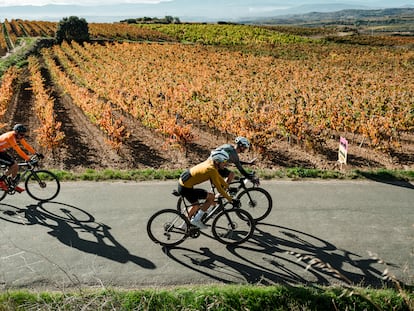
[55, 16, 90, 44]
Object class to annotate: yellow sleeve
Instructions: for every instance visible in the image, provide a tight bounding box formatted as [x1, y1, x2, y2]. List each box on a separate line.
[211, 171, 232, 201]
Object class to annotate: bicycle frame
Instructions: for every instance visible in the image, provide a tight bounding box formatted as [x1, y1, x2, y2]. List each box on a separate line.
[0, 159, 37, 189]
[0, 155, 60, 202]
[173, 189, 233, 224]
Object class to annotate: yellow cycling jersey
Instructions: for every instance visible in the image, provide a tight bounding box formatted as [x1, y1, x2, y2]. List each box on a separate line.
[179, 158, 232, 201]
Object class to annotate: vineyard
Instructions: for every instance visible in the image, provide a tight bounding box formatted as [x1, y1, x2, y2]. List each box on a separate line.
[1, 20, 413, 172]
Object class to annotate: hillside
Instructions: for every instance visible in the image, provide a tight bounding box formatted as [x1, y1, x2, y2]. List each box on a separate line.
[246, 7, 414, 34]
[0, 23, 413, 174]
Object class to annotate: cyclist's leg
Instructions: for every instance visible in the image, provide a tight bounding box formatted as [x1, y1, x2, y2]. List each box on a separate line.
[0, 152, 16, 179]
[178, 185, 205, 219]
[200, 192, 214, 211]
[186, 189, 212, 229]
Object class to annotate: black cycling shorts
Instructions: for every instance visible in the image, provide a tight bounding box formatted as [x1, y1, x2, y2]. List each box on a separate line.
[0, 152, 15, 166]
[177, 184, 208, 204]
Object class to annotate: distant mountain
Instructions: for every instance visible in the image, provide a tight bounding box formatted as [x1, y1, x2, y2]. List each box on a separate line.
[0, 1, 413, 23]
[243, 7, 414, 25]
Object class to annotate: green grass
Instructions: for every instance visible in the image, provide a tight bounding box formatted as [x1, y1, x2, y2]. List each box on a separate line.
[138, 24, 316, 45]
[49, 167, 414, 182]
[0, 284, 412, 310]
[0, 37, 37, 76]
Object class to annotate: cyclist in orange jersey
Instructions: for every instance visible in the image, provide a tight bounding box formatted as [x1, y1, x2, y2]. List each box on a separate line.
[0, 124, 42, 186]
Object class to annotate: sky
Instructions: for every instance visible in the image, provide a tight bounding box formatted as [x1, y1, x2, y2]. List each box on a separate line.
[0, 0, 411, 6]
[0, 0, 412, 22]
[0, 0, 172, 5]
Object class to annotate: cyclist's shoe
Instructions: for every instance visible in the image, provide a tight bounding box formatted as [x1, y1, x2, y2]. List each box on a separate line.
[15, 186, 24, 193]
[190, 218, 208, 230]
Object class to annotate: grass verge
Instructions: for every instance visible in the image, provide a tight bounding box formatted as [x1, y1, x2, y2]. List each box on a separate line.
[49, 167, 414, 182]
[0, 284, 413, 310]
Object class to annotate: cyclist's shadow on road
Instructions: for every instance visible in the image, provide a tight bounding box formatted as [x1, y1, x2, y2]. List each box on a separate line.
[163, 223, 398, 288]
[0, 201, 155, 269]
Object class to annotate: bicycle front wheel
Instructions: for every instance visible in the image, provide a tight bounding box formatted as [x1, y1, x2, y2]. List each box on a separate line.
[25, 170, 60, 201]
[0, 189, 7, 201]
[147, 209, 189, 247]
[211, 209, 255, 245]
[237, 187, 272, 222]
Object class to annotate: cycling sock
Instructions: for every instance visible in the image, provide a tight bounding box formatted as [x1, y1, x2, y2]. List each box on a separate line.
[192, 210, 205, 222]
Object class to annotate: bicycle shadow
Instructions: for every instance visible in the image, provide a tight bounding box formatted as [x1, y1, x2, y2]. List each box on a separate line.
[163, 223, 398, 288]
[0, 201, 155, 269]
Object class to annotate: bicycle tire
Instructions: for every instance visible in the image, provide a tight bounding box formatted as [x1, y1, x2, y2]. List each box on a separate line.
[0, 189, 7, 201]
[236, 187, 272, 222]
[25, 170, 60, 201]
[147, 209, 190, 247]
[211, 209, 255, 245]
[176, 196, 185, 213]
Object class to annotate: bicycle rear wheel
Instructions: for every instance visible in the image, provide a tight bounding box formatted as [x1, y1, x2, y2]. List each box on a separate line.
[236, 188, 272, 222]
[25, 170, 60, 201]
[147, 209, 189, 247]
[211, 209, 255, 245]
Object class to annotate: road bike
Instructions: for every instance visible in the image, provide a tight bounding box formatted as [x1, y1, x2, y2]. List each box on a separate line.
[177, 173, 272, 223]
[0, 154, 60, 202]
[147, 190, 255, 247]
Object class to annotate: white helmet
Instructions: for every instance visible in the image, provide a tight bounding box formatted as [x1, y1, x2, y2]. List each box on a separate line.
[210, 149, 229, 163]
[235, 136, 250, 148]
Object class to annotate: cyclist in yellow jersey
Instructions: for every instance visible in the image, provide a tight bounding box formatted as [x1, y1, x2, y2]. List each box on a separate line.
[178, 149, 236, 229]
[0, 124, 42, 186]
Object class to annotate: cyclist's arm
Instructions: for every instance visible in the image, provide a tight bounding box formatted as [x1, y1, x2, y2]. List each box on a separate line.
[234, 160, 253, 179]
[20, 138, 36, 155]
[240, 157, 257, 165]
[10, 140, 31, 161]
[211, 172, 232, 201]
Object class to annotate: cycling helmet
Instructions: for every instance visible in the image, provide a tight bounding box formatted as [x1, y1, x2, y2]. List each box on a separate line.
[235, 136, 250, 148]
[13, 124, 27, 134]
[210, 149, 229, 163]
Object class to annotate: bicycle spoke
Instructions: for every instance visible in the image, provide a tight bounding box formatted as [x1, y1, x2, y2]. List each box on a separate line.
[237, 188, 272, 222]
[147, 209, 189, 246]
[25, 170, 60, 201]
[211, 209, 254, 245]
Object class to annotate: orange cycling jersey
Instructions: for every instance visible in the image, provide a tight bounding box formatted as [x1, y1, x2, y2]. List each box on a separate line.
[0, 131, 35, 161]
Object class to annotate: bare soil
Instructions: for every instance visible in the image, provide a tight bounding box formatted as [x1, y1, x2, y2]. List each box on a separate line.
[3, 65, 413, 174]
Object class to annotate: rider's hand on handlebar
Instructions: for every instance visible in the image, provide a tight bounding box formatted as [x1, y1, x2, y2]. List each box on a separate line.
[35, 153, 44, 159]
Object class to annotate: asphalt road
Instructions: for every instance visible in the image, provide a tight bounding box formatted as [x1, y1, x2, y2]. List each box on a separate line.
[0, 179, 412, 291]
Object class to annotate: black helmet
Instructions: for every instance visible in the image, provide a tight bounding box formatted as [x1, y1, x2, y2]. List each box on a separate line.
[13, 124, 27, 134]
